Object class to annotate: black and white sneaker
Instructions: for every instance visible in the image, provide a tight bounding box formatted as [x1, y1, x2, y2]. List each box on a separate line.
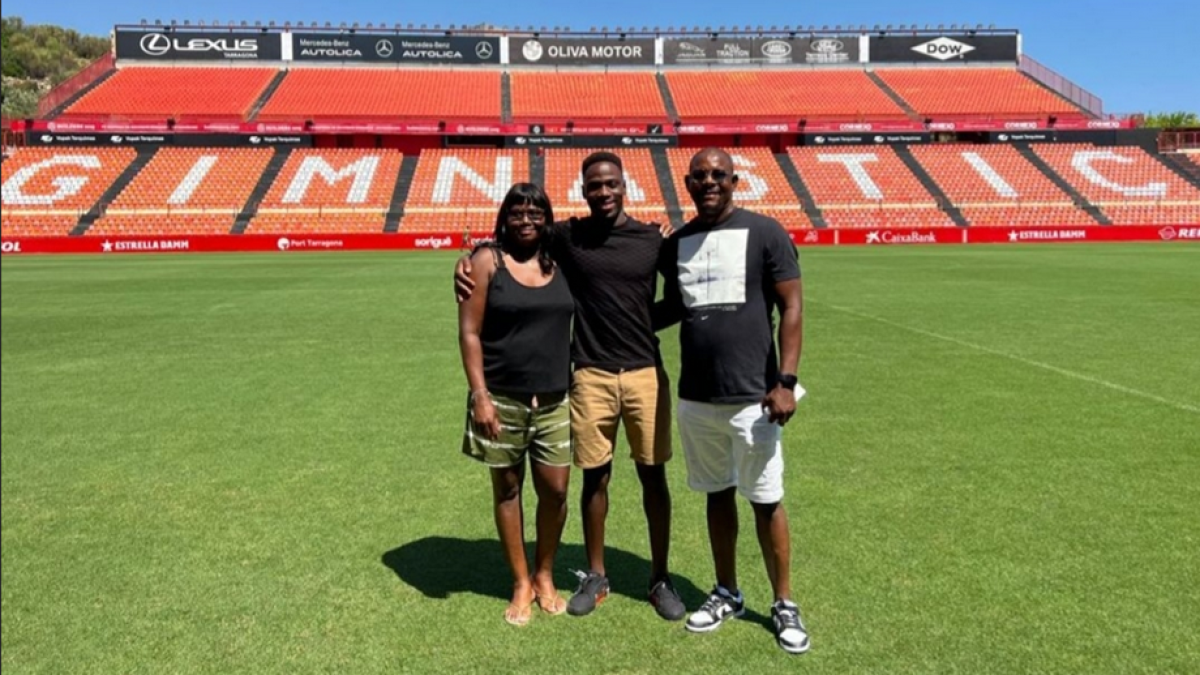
[771, 599, 810, 654]
[685, 586, 745, 633]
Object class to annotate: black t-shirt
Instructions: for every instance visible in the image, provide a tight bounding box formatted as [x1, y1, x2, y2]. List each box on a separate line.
[658, 208, 801, 404]
[548, 216, 666, 372]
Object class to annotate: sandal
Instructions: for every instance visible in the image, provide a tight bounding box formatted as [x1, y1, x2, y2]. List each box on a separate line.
[534, 590, 567, 616]
[505, 600, 533, 626]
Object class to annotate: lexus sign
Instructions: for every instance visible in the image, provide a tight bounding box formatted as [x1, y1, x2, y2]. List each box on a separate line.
[116, 29, 283, 60]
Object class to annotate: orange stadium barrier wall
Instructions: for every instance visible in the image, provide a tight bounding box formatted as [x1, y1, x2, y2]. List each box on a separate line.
[3, 226, 1198, 256]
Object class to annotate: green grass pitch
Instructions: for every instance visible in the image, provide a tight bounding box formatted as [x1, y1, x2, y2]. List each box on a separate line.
[3, 244, 1198, 674]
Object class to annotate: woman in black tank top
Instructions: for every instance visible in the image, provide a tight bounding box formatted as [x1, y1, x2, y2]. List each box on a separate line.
[458, 183, 574, 626]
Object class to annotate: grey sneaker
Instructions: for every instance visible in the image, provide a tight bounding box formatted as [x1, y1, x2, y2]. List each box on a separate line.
[567, 570, 609, 616]
[648, 577, 686, 621]
[771, 599, 810, 654]
[685, 586, 744, 633]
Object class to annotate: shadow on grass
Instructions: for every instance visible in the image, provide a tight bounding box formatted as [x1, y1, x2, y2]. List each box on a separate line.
[382, 537, 709, 608]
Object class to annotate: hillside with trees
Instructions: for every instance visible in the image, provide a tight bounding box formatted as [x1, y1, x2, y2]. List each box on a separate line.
[2, 16, 108, 118]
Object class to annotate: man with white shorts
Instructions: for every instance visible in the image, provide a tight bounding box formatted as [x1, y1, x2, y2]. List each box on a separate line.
[655, 147, 810, 655]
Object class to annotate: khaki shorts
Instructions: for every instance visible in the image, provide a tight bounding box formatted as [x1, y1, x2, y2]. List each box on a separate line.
[571, 366, 673, 469]
[462, 391, 573, 468]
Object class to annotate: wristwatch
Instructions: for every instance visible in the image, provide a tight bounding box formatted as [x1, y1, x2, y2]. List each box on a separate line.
[777, 373, 798, 391]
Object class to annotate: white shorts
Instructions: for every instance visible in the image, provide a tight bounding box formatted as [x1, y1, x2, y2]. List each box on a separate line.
[677, 399, 785, 504]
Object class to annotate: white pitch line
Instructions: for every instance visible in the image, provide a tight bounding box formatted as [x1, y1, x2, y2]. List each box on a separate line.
[818, 301, 1200, 416]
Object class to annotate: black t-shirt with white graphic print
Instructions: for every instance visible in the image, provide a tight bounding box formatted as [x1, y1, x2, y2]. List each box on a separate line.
[658, 208, 801, 404]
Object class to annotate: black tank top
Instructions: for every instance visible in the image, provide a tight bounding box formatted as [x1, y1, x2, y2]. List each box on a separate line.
[481, 249, 574, 394]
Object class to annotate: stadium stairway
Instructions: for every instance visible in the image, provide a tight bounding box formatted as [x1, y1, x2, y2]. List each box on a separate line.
[231, 147, 292, 234]
[384, 155, 420, 233]
[44, 70, 117, 120]
[71, 147, 157, 236]
[774, 153, 828, 228]
[500, 72, 513, 123]
[865, 71, 920, 120]
[651, 148, 686, 228]
[655, 73, 681, 122]
[530, 148, 546, 188]
[1157, 153, 1200, 190]
[247, 71, 289, 121]
[1015, 145, 1111, 225]
[894, 146, 969, 226]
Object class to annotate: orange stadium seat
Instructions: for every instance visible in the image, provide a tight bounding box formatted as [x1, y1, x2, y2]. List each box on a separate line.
[511, 73, 665, 121]
[258, 70, 500, 120]
[246, 149, 404, 234]
[667, 71, 903, 120]
[787, 146, 951, 228]
[876, 69, 1079, 119]
[400, 149, 530, 232]
[1, 146, 137, 236]
[543, 149, 667, 224]
[64, 67, 276, 120]
[910, 145, 1095, 226]
[89, 148, 274, 236]
[1101, 204, 1200, 225]
[667, 147, 812, 229]
[1032, 144, 1200, 209]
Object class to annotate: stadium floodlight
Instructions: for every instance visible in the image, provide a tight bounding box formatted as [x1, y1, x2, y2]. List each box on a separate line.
[407, 23, 414, 29]
[155, 19, 162, 26]
[589, 26, 597, 32]
[951, 24, 958, 30]
[641, 26, 649, 32]
[197, 20, 204, 26]
[938, 24, 945, 30]
[170, 19, 177, 26]
[140, 19, 147, 25]
[283, 21, 290, 29]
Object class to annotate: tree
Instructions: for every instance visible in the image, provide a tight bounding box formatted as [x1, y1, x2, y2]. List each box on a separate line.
[1141, 111, 1200, 129]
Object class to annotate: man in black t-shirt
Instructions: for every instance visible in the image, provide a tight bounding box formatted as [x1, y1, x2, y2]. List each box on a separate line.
[655, 148, 810, 654]
[454, 152, 686, 622]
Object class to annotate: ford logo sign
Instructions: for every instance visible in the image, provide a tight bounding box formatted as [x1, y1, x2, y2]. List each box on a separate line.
[761, 40, 792, 58]
[811, 39, 844, 53]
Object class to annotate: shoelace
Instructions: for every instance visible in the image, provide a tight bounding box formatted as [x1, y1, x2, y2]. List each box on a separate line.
[775, 606, 803, 629]
[570, 569, 603, 594]
[699, 592, 733, 615]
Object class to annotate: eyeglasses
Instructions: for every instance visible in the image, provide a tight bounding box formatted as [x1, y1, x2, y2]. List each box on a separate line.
[507, 208, 546, 223]
[688, 169, 731, 183]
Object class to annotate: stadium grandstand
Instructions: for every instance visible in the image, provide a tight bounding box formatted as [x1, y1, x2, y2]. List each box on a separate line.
[2, 21, 1198, 247]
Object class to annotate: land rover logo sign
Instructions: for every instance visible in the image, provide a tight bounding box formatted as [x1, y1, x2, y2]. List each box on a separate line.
[760, 40, 792, 61]
[376, 40, 394, 58]
[475, 41, 493, 59]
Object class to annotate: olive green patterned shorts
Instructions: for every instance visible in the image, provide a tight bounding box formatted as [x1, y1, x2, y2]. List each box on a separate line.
[462, 390, 572, 468]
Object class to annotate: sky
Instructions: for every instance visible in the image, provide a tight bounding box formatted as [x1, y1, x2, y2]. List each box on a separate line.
[6, 0, 1197, 114]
